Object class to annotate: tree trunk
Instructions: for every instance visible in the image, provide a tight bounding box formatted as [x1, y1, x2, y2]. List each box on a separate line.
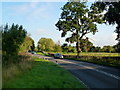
[76, 28, 81, 58]
[76, 42, 81, 58]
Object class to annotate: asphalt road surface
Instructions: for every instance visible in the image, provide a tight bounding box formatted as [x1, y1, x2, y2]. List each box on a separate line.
[33, 54, 120, 89]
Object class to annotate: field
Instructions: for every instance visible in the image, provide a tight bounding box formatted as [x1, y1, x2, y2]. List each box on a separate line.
[61, 52, 120, 57]
[3, 56, 86, 88]
[37, 52, 120, 68]
[44, 52, 120, 57]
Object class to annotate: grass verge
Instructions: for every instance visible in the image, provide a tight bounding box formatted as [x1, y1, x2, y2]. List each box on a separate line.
[36, 52, 48, 56]
[64, 57, 120, 69]
[3, 57, 86, 88]
[2, 55, 34, 86]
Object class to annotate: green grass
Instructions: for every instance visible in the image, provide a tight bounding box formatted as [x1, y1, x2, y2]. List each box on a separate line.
[36, 52, 48, 56]
[62, 53, 120, 68]
[64, 57, 120, 68]
[46, 52, 120, 57]
[62, 52, 120, 57]
[2, 55, 34, 85]
[38, 51, 120, 57]
[3, 57, 86, 88]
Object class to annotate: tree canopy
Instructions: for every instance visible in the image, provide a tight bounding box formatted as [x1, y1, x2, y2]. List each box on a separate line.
[37, 38, 55, 52]
[54, 41, 62, 52]
[19, 35, 35, 53]
[55, 2, 103, 57]
[2, 24, 27, 56]
[80, 37, 93, 52]
[102, 45, 114, 53]
[2, 24, 27, 64]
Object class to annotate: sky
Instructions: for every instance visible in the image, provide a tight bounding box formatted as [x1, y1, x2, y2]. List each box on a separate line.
[1, 1, 118, 47]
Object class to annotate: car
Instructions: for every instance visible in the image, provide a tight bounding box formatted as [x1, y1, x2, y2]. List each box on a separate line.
[31, 51, 36, 54]
[54, 53, 63, 59]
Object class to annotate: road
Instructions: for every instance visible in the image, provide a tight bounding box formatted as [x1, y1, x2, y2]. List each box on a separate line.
[33, 54, 120, 89]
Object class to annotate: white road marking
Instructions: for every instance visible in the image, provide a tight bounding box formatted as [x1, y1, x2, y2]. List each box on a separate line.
[58, 59, 120, 80]
[76, 76, 90, 89]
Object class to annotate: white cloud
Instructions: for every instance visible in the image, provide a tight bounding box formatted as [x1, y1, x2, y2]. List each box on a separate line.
[89, 33, 117, 47]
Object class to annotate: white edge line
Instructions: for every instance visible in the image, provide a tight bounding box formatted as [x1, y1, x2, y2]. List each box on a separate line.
[53, 59, 90, 89]
[75, 76, 90, 89]
[60, 60, 120, 80]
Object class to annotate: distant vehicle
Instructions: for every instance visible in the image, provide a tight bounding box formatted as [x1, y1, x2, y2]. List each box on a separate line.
[54, 53, 63, 59]
[28, 50, 32, 53]
[31, 51, 36, 54]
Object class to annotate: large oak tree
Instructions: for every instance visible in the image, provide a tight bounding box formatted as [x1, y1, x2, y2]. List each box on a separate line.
[55, 2, 103, 57]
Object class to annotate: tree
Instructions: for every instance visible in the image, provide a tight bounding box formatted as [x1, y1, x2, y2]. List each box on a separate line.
[113, 43, 120, 52]
[37, 38, 55, 52]
[89, 46, 96, 52]
[61, 43, 77, 53]
[2, 24, 27, 64]
[91, 1, 120, 47]
[95, 46, 101, 52]
[54, 41, 62, 52]
[55, 2, 103, 57]
[71, 46, 77, 53]
[102, 45, 114, 53]
[80, 37, 93, 52]
[61, 43, 69, 52]
[19, 35, 35, 52]
[54, 44, 62, 52]
[2, 23, 27, 56]
[68, 45, 77, 53]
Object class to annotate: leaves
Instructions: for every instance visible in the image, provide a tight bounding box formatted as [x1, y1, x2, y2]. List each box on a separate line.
[54, 43, 62, 52]
[2, 24, 27, 55]
[91, 1, 120, 42]
[55, 2, 101, 56]
[80, 38, 93, 52]
[19, 36, 35, 52]
[37, 38, 55, 52]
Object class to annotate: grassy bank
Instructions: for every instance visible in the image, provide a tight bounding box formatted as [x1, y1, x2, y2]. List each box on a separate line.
[2, 55, 34, 85]
[3, 56, 86, 88]
[63, 56, 120, 68]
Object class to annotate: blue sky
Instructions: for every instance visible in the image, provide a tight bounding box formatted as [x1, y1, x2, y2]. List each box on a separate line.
[2, 1, 117, 47]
